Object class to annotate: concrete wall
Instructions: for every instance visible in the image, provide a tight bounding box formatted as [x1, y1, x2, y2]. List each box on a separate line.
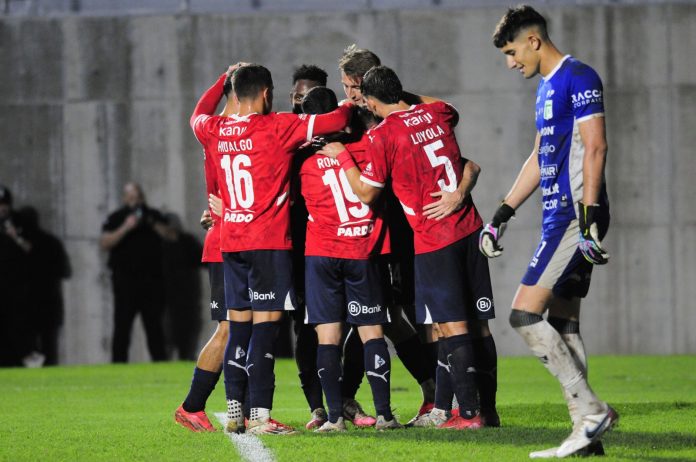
[1, 3, 694, 363]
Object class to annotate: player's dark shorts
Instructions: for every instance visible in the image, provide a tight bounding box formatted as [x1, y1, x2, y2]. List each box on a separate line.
[222, 250, 296, 312]
[305, 256, 390, 326]
[414, 230, 495, 324]
[208, 262, 227, 321]
[521, 214, 609, 299]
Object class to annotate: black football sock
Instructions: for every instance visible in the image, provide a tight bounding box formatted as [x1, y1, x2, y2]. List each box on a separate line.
[247, 321, 281, 411]
[472, 335, 498, 414]
[434, 339, 454, 411]
[182, 367, 222, 413]
[426, 340, 439, 381]
[316, 344, 343, 423]
[445, 334, 480, 419]
[394, 334, 434, 385]
[363, 338, 393, 420]
[341, 327, 364, 399]
[224, 321, 252, 404]
[296, 323, 324, 411]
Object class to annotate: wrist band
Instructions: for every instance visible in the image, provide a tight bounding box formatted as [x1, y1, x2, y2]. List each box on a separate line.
[336, 150, 357, 171]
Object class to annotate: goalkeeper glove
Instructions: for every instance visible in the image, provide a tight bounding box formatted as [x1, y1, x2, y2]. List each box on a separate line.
[577, 201, 610, 265]
[479, 203, 515, 258]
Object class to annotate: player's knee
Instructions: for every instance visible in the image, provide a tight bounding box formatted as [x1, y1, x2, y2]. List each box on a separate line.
[509, 309, 543, 328]
[547, 316, 580, 334]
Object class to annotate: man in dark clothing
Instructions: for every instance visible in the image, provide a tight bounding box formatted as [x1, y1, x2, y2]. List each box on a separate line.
[162, 212, 203, 361]
[0, 185, 31, 366]
[18, 206, 71, 366]
[100, 182, 173, 363]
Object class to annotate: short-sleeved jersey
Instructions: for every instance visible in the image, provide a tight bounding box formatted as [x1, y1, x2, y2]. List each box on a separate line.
[192, 107, 350, 252]
[201, 147, 223, 263]
[301, 133, 390, 259]
[359, 101, 482, 255]
[535, 55, 609, 230]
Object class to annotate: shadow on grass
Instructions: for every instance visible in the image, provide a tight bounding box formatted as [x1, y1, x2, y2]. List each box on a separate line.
[282, 402, 696, 455]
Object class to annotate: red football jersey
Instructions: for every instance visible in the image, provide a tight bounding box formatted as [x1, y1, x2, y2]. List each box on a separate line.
[201, 147, 223, 263]
[301, 133, 390, 259]
[359, 101, 482, 254]
[192, 104, 352, 252]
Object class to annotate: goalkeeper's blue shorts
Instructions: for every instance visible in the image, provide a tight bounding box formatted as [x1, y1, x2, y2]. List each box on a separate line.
[522, 214, 609, 299]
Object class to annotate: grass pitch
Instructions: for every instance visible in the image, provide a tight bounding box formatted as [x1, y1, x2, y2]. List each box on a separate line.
[1, 356, 695, 461]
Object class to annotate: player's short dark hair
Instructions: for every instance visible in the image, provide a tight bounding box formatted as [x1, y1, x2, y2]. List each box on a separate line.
[493, 5, 549, 48]
[292, 64, 328, 86]
[360, 66, 402, 105]
[338, 44, 381, 79]
[301, 86, 338, 115]
[232, 64, 274, 100]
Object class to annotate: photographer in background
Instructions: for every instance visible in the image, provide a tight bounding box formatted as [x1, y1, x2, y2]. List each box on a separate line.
[0, 185, 32, 366]
[100, 182, 174, 363]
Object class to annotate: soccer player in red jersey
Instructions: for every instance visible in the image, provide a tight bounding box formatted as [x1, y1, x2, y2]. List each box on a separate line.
[298, 86, 400, 432]
[287, 65, 332, 430]
[319, 66, 498, 430]
[175, 66, 241, 432]
[191, 64, 352, 435]
[337, 45, 438, 426]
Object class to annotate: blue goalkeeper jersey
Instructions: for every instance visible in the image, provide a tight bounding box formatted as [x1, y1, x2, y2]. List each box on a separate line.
[535, 55, 609, 230]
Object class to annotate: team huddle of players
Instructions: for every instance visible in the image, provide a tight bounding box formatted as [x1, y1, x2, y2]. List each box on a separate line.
[175, 5, 617, 458]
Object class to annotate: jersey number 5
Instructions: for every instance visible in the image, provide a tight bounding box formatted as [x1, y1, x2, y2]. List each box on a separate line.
[322, 169, 369, 223]
[424, 140, 457, 193]
[221, 154, 254, 209]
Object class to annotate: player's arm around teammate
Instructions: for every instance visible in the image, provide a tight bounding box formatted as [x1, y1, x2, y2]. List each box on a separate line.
[299, 86, 401, 432]
[320, 66, 498, 430]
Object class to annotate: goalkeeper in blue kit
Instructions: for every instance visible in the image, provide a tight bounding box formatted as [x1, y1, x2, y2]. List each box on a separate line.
[480, 5, 617, 458]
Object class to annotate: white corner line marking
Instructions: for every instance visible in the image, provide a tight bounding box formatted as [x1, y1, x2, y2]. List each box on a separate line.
[214, 412, 276, 462]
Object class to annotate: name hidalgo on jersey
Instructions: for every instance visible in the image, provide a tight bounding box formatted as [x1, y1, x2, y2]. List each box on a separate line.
[218, 139, 253, 152]
[571, 89, 603, 109]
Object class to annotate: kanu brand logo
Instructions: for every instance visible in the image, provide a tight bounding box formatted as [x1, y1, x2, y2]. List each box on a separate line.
[219, 125, 247, 137]
[572, 89, 603, 108]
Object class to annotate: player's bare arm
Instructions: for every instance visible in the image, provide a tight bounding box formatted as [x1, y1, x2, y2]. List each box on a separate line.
[578, 116, 607, 206]
[503, 132, 542, 210]
[577, 116, 610, 264]
[479, 133, 540, 258]
[190, 63, 247, 128]
[317, 141, 382, 205]
[423, 159, 481, 221]
[208, 193, 222, 218]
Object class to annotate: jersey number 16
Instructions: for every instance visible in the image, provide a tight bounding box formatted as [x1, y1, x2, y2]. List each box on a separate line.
[221, 154, 254, 209]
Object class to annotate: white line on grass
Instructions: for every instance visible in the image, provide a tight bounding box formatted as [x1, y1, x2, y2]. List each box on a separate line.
[214, 412, 276, 462]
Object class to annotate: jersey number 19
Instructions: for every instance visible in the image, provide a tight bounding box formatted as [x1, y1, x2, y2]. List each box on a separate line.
[322, 169, 369, 223]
